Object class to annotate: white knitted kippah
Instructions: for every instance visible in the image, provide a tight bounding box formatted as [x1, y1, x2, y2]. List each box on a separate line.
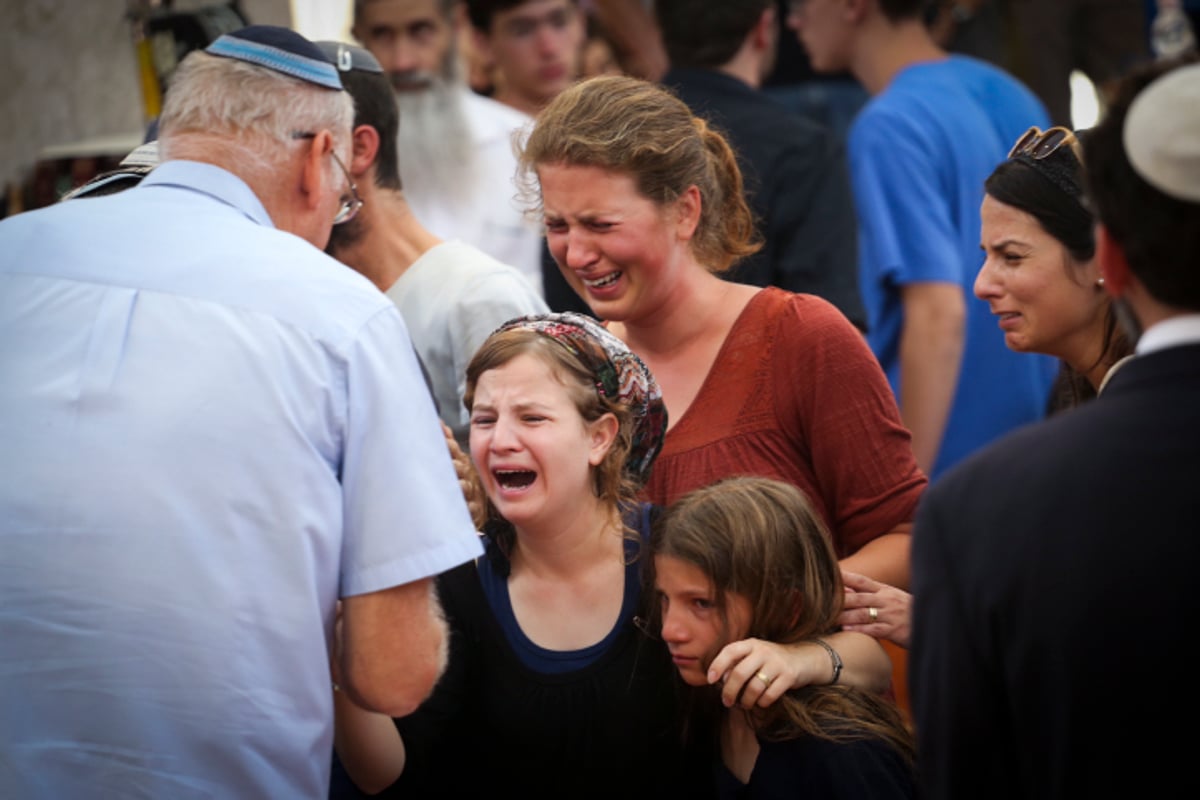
[1123, 62, 1200, 203]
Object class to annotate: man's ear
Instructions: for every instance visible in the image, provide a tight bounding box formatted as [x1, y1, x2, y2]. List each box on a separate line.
[451, 0, 471, 36]
[1097, 223, 1132, 298]
[753, 6, 777, 49]
[299, 129, 334, 213]
[470, 26, 495, 65]
[350, 124, 380, 178]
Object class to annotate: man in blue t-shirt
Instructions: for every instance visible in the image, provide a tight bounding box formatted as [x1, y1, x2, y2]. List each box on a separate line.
[786, 0, 1057, 479]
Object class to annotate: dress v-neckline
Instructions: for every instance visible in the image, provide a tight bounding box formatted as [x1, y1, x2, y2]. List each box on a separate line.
[660, 287, 769, 437]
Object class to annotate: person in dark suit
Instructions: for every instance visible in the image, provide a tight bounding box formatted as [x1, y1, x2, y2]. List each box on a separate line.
[909, 55, 1200, 800]
[656, 0, 866, 331]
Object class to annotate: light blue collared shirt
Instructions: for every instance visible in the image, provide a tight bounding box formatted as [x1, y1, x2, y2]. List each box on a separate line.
[0, 161, 482, 799]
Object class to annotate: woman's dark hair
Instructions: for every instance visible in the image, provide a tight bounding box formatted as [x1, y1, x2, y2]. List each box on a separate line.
[985, 153, 1094, 263]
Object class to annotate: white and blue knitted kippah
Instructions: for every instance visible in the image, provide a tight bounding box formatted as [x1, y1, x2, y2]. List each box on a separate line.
[205, 25, 343, 90]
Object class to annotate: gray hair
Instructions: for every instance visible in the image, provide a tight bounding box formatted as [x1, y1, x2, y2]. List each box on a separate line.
[158, 50, 354, 180]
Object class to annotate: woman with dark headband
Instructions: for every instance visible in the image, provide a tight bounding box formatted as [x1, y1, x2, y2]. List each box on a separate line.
[841, 125, 1137, 650]
[976, 125, 1134, 406]
[331, 312, 890, 797]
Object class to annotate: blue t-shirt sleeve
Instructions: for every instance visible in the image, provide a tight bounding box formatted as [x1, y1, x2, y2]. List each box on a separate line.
[849, 108, 962, 289]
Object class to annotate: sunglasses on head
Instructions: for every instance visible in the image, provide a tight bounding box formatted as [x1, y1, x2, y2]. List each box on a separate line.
[1008, 126, 1084, 164]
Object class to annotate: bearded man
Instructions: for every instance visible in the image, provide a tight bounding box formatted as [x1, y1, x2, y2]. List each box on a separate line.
[353, 0, 545, 297]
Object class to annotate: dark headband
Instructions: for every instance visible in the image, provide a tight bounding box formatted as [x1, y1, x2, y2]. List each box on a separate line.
[1011, 150, 1084, 201]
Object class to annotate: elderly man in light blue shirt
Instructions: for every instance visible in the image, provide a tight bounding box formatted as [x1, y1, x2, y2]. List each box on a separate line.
[0, 25, 482, 799]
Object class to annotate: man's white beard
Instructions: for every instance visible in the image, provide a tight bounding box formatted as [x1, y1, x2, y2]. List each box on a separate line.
[395, 76, 477, 210]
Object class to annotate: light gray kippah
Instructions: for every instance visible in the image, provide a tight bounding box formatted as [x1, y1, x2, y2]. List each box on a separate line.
[1124, 62, 1200, 202]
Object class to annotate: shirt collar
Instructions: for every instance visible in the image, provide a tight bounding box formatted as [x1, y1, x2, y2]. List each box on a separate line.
[139, 160, 275, 228]
[1135, 313, 1200, 356]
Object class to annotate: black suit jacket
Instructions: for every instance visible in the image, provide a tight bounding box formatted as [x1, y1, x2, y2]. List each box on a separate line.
[662, 67, 866, 331]
[910, 342, 1200, 799]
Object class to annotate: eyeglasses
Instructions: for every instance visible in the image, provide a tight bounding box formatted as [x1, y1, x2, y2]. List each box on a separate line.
[291, 131, 363, 225]
[1008, 126, 1083, 164]
[327, 150, 363, 225]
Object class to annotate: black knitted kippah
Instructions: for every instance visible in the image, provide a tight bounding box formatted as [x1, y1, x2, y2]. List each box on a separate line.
[315, 41, 384, 75]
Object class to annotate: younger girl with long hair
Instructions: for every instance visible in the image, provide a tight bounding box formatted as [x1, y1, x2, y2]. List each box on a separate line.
[651, 476, 916, 798]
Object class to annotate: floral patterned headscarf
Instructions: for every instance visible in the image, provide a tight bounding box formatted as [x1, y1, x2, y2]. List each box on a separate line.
[491, 312, 667, 487]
